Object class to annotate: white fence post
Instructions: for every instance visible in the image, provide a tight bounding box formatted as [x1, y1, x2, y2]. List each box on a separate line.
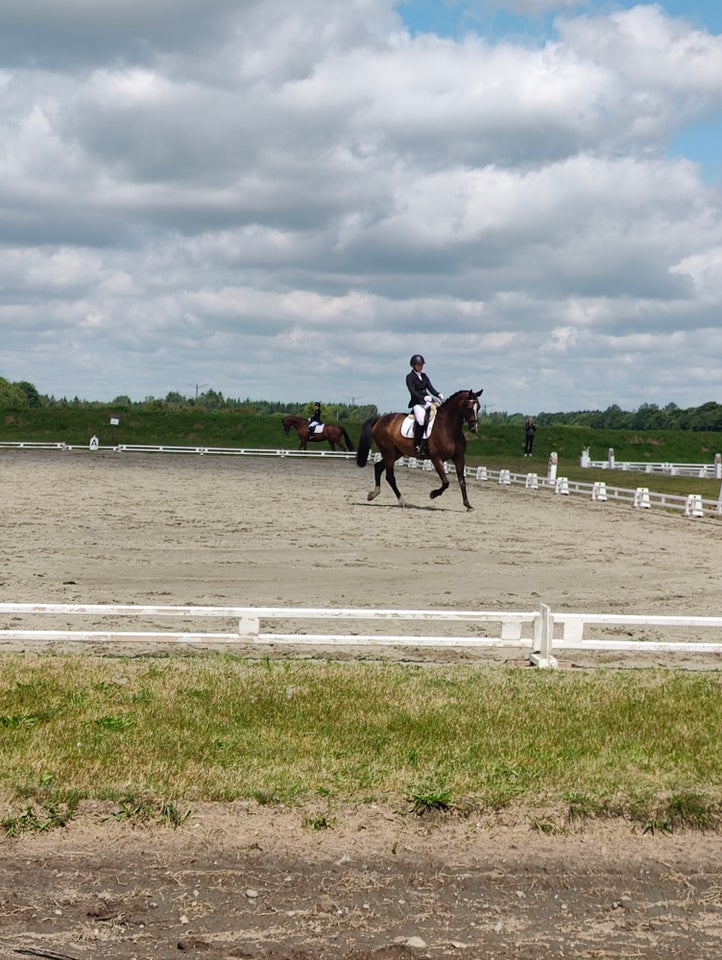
[592, 481, 607, 502]
[580, 447, 590, 468]
[238, 616, 260, 639]
[685, 494, 704, 518]
[547, 452, 558, 484]
[716, 453, 722, 480]
[498, 469, 511, 485]
[525, 473, 539, 490]
[529, 603, 558, 669]
[608, 447, 615, 469]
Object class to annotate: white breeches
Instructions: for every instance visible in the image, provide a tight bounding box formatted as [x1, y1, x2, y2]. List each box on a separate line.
[413, 403, 429, 425]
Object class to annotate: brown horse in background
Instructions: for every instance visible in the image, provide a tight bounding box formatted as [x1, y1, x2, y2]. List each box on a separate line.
[355, 389, 482, 511]
[282, 415, 354, 452]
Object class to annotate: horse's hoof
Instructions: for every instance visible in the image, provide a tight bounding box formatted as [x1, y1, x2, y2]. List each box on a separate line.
[466, 505, 474, 512]
[367, 488, 380, 502]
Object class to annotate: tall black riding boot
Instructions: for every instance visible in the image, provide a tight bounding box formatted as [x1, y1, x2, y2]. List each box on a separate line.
[413, 420, 426, 456]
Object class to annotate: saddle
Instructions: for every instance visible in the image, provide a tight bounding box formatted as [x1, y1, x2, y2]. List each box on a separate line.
[400, 405, 437, 440]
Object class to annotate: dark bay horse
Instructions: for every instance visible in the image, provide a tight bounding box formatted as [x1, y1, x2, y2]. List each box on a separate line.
[355, 389, 482, 511]
[282, 415, 355, 452]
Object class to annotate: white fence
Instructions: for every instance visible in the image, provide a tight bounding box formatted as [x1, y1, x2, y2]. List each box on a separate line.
[581, 447, 722, 479]
[0, 441, 353, 459]
[1, 602, 720, 669]
[398, 457, 722, 520]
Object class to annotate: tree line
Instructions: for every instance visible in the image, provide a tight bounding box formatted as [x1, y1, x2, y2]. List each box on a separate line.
[0, 378, 378, 422]
[2, 377, 721, 431]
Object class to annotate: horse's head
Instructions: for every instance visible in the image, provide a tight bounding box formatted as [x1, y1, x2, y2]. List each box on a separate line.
[462, 389, 482, 433]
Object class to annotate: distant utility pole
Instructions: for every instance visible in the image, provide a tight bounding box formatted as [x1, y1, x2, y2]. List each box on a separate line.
[186, 382, 209, 400]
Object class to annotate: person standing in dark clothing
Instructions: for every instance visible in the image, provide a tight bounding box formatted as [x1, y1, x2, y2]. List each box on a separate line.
[524, 416, 536, 456]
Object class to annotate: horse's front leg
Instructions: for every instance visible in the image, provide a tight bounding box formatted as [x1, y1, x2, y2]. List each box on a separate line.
[429, 457, 450, 501]
[453, 456, 473, 511]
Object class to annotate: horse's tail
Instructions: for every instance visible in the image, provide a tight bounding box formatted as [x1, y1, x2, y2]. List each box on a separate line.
[356, 417, 378, 467]
[341, 427, 355, 451]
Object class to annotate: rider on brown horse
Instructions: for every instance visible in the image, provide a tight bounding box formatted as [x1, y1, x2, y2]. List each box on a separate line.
[406, 355, 444, 456]
[308, 401, 323, 437]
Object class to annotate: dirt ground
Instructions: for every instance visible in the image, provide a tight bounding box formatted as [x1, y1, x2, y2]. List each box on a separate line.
[1, 448, 721, 959]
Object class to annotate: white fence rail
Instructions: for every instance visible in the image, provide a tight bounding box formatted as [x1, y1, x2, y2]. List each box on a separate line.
[1, 603, 720, 669]
[0, 441, 353, 459]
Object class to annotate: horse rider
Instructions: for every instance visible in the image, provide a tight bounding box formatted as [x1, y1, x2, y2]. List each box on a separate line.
[406, 355, 444, 456]
[308, 401, 323, 436]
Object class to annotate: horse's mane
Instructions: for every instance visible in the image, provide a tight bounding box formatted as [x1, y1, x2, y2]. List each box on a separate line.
[440, 389, 474, 407]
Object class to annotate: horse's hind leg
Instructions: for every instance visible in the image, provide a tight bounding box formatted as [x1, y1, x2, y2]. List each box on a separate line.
[454, 456, 473, 511]
[367, 458, 385, 501]
[384, 464, 406, 507]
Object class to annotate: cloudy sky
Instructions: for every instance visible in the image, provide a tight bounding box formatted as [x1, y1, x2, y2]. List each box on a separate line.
[2, 0, 722, 414]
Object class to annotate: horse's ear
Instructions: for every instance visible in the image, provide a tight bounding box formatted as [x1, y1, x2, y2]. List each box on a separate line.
[473, 389, 483, 398]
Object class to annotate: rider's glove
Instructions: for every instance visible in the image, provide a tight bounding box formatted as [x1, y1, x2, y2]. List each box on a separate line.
[438, 393, 444, 402]
[423, 394, 433, 403]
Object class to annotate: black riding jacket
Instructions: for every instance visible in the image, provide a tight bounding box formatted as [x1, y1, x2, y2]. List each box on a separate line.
[406, 370, 440, 408]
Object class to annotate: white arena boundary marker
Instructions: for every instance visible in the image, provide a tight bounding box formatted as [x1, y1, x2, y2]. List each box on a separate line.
[1, 603, 720, 669]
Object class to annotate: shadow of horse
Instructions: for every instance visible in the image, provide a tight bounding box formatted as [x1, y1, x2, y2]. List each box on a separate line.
[355, 389, 482, 511]
[282, 415, 355, 452]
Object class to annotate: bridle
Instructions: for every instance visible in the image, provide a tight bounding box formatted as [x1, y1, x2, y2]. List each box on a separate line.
[464, 391, 480, 433]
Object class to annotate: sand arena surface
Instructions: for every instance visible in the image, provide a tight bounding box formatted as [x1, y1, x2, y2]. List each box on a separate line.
[2, 447, 722, 664]
[0, 448, 721, 959]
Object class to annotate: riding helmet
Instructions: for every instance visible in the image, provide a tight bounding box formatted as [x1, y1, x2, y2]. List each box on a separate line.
[409, 354, 425, 366]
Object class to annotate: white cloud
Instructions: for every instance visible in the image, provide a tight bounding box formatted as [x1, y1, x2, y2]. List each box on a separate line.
[0, 1, 722, 414]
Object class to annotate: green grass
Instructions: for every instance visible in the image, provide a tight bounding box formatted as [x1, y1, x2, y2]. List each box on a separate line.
[0, 655, 720, 833]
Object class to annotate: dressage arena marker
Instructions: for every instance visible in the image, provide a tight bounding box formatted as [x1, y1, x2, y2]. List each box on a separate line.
[633, 487, 651, 509]
[1, 603, 721, 670]
[592, 481, 608, 501]
[525, 473, 539, 490]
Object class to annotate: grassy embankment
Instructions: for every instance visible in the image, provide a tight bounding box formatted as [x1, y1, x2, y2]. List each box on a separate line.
[0, 656, 720, 835]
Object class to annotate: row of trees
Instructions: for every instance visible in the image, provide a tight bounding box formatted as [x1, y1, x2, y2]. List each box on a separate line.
[0, 378, 379, 422]
[533, 402, 722, 433]
[3, 377, 722, 431]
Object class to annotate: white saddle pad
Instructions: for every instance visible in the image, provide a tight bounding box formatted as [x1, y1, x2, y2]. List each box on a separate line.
[309, 423, 324, 434]
[401, 411, 435, 440]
